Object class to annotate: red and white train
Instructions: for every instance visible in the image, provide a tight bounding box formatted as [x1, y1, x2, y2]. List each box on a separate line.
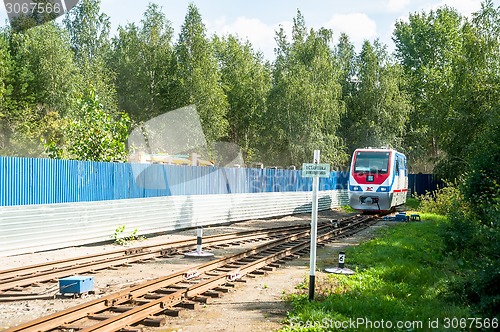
[348, 148, 408, 212]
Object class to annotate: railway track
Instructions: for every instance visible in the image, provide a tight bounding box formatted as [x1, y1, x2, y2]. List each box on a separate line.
[5, 214, 378, 332]
[0, 223, 316, 295]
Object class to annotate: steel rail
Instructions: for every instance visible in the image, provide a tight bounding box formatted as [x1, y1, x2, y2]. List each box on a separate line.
[5, 215, 375, 332]
[0, 223, 309, 280]
[80, 216, 376, 332]
[5, 225, 321, 332]
[0, 222, 319, 293]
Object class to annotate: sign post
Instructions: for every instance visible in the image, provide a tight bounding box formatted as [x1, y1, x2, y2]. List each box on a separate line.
[302, 150, 330, 301]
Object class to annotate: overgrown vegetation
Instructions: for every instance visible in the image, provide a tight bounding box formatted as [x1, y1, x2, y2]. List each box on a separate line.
[417, 139, 500, 318]
[112, 225, 145, 245]
[416, 183, 464, 216]
[282, 217, 473, 331]
[340, 205, 357, 213]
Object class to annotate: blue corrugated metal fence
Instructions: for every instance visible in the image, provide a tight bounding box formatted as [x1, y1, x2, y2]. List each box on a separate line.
[0, 156, 349, 207]
[408, 173, 445, 196]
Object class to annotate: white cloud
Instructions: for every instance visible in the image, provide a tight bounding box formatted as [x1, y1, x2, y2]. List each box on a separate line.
[324, 13, 377, 44]
[206, 17, 292, 60]
[387, 0, 411, 13]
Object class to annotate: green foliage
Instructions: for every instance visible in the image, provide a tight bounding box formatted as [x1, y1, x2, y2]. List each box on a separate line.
[440, 92, 500, 317]
[340, 205, 357, 213]
[8, 0, 60, 32]
[417, 182, 464, 215]
[112, 225, 145, 245]
[267, 11, 347, 167]
[282, 220, 471, 331]
[0, 30, 14, 152]
[340, 39, 411, 155]
[213, 35, 272, 162]
[1, 23, 80, 157]
[111, 3, 174, 123]
[167, 4, 229, 144]
[393, 6, 464, 171]
[1, 0, 499, 319]
[404, 197, 420, 210]
[9, 23, 80, 114]
[417, 111, 500, 317]
[64, 0, 117, 111]
[44, 89, 130, 161]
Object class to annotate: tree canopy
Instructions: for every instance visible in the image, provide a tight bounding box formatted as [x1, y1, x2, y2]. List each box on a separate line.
[0, 0, 498, 174]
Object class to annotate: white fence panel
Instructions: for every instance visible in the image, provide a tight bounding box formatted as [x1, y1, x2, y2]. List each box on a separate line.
[0, 190, 348, 257]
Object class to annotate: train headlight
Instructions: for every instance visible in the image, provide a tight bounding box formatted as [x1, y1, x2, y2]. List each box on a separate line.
[377, 186, 389, 192]
[380, 187, 387, 192]
[350, 185, 361, 191]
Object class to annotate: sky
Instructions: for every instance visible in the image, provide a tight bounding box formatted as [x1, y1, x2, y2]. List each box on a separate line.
[0, 0, 496, 59]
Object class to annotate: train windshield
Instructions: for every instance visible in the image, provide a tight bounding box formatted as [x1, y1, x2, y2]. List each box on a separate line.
[353, 151, 390, 174]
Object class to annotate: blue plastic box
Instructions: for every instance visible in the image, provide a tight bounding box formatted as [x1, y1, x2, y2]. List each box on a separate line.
[59, 276, 94, 294]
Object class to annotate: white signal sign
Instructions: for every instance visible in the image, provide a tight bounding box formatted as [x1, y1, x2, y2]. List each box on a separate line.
[301, 163, 330, 177]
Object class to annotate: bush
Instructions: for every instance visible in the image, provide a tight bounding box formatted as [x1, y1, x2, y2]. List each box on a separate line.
[417, 182, 464, 215]
[417, 176, 500, 318]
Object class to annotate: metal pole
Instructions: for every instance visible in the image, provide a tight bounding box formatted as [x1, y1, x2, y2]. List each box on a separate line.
[196, 227, 203, 254]
[309, 150, 320, 301]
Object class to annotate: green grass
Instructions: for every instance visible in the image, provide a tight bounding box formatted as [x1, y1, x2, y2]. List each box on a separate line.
[405, 197, 421, 210]
[281, 214, 471, 331]
[340, 205, 357, 213]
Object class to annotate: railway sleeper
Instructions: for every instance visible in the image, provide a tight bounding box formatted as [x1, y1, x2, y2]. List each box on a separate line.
[177, 300, 200, 310]
[190, 295, 212, 304]
[120, 327, 142, 332]
[144, 293, 165, 299]
[215, 267, 236, 272]
[239, 258, 257, 262]
[161, 308, 183, 318]
[214, 286, 231, 293]
[143, 316, 168, 326]
[157, 287, 183, 294]
[260, 266, 275, 272]
[60, 323, 85, 330]
[89, 314, 117, 321]
[203, 290, 223, 298]
[110, 305, 134, 312]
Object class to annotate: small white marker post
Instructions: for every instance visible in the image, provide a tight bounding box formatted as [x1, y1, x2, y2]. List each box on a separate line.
[325, 251, 355, 275]
[184, 227, 214, 258]
[301, 150, 330, 301]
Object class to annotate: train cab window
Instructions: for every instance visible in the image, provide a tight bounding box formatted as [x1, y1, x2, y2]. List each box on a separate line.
[354, 152, 390, 174]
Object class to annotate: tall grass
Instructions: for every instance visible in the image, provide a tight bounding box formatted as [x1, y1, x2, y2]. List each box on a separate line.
[282, 215, 472, 331]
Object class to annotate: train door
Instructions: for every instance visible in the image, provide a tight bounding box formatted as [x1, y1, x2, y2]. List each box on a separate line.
[394, 154, 406, 205]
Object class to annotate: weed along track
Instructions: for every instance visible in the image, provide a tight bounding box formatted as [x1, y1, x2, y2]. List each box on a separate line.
[4, 214, 379, 332]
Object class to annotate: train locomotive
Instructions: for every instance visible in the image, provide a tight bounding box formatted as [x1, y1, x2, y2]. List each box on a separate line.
[348, 148, 408, 212]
